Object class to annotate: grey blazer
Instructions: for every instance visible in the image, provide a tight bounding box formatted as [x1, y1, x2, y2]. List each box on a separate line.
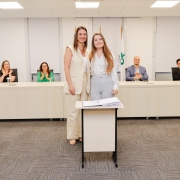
[126, 65, 148, 81]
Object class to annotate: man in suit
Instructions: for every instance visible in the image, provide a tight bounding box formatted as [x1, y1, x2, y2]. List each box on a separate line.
[126, 56, 148, 81]
[172, 59, 180, 81]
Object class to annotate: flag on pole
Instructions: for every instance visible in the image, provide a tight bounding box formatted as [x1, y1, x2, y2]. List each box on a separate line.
[120, 34, 125, 81]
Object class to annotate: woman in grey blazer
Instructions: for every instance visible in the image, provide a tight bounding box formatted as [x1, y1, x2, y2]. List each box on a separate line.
[89, 33, 119, 100]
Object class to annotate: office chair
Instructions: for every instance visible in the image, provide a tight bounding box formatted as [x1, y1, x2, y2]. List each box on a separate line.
[125, 68, 127, 81]
[37, 69, 53, 73]
[11, 68, 18, 82]
[171, 67, 178, 81]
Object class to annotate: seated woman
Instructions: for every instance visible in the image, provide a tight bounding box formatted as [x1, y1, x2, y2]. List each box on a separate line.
[0, 60, 16, 83]
[37, 62, 54, 82]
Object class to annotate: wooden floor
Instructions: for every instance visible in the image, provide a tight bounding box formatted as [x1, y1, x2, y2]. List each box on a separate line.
[0, 119, 180, 180]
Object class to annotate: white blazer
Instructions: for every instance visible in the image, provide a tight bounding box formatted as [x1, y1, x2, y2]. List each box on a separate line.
[64, 45, 90, 94]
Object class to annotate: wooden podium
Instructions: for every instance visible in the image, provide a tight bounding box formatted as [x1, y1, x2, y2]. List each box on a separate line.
[75, 101, 124, 168]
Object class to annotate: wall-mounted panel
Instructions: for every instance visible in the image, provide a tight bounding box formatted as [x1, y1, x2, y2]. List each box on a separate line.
[155, 17, 180, 72]
[124, 17, 154, 80]
[92, 18, 122, 72]
[28, 18, 60, 73]
[0, 18, 28, 82]
[59, 18, 93, 81]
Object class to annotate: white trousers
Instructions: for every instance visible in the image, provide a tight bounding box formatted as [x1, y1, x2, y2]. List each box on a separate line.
[66, 73, 89, 140]
[90, 74, 114, 100]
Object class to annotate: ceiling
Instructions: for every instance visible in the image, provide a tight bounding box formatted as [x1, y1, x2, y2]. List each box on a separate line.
[0, 0, 180, 18]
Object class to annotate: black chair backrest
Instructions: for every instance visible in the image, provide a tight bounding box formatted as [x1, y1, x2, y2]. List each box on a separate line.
[11, 68, 18, 82]
[171, 67, 178, 81]
[125, 68, 127, 81]
[37, 69, 53, 73]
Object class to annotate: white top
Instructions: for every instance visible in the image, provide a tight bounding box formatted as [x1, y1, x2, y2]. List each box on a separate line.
[83, 56, 87, 72]
[90, 53, 119, 90]
[135, 67, 139, 73]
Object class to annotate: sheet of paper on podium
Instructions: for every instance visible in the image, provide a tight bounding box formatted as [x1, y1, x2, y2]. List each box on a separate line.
[83, 97, 122, 107]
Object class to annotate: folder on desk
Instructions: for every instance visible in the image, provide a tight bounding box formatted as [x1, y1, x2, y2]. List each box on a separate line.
[83, 97, 122, 107]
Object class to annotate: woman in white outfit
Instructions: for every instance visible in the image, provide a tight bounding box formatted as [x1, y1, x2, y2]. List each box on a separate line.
[64, 26, 90, 145]
[89, 33, 119, 100]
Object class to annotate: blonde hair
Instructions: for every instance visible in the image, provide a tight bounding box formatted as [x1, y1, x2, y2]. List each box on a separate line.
[89, 33, 113, 73]
[1, 60, 10, 72]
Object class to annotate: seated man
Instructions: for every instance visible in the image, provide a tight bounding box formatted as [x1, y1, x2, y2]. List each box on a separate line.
[172, 59, 180, 81]
[126, 56, 148, 81]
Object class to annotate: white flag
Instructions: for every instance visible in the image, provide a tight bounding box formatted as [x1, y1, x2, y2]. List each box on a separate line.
[120, 34, 125, 81]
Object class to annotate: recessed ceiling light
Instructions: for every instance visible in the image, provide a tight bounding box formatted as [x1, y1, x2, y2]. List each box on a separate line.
[151, 1, 180, 8]
[0, 2, 23, 9]
[75, 2, 99, 8]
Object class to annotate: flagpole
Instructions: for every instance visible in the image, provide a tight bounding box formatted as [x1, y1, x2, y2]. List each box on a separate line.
[120, 25, 125, 81]
[121, 26, 123, 40]
[74, 26, 76, 33]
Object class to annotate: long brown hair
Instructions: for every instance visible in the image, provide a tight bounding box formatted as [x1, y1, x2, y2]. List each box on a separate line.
[89, 33, 113, 73]
[73, 26, 88, 51]
[1, 60, 10, 72]
[39, 62, 50, 77]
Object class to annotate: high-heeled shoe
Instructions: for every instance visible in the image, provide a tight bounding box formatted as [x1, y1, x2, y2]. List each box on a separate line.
[69, 139, 76, 145]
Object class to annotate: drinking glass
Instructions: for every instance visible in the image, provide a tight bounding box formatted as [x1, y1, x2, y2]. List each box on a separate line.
[7, 77, 11, 84]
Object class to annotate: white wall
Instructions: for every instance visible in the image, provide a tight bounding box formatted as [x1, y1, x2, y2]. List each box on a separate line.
[155, 17, 180, 72]
[28, 18, 60, 74]
[59, 17, 93, 81]
[124, 17, 155, 81]
[0, 18, 29, 82]
[59, 18, 123, 81]
[1, 17, 179, 82]
[92, 18, 122, 72]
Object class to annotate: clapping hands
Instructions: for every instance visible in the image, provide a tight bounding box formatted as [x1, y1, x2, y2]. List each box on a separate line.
[45, 73, 49, 78]
[41, 72, 44, 79]
[134, 72, 142, 80]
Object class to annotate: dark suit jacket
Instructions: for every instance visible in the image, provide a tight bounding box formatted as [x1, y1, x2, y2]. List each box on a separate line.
[126, 65, 148, 81]
[172, 68, 180, 81]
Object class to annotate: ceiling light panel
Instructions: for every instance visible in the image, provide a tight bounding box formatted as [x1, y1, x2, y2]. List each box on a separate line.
[0, 2, 23, 9]
[75, 2, 99, 8]
[151, 1, 180, 8]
